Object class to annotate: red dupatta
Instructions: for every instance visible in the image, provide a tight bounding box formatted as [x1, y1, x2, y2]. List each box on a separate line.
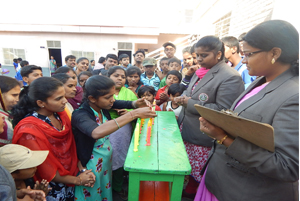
[12, 111, 78, 184]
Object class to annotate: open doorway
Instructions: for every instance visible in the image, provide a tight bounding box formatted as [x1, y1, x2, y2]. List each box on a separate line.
[48, 49, 62, 67]
[118, 50, 132, 65]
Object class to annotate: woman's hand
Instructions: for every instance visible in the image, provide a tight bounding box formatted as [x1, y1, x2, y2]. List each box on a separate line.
[34, 179, 52, 195]
[17, 186, 46, 201]
[116, 109, 128, 116]
[186, 65, 200, 76]
[132, 107, 157, 119]
[133, 97, 152, 108]
[78, 170, 96, 187]
[174, 95, 190, 107]
[199, 117, 227, 139]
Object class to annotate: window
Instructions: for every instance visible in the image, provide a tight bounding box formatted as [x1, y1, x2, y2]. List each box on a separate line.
[71, 51, 94, 62]
[47, 41, 61, 48]
[185, 9, 193, 23]
[2, 48, 26, 65]
[118, 42, 132, 50]
[214, 12, 232, 38]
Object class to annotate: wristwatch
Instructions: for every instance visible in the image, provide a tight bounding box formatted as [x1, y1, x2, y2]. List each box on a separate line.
[80, 168, 87, 173]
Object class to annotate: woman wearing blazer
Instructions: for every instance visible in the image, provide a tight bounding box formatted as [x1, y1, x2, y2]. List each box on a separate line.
[197, 20, 299, 201]
[176, 36, 244, 197]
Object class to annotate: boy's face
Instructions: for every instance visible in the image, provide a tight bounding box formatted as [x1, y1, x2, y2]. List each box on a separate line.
[183, 52, 194, 68]
[13, 167, 37, 180]
[166, 75, 180, 86]
[170, 92, 181, 102]
[169, 62, 181, 71]
[142, 91, 154, 103]
[121, 57, 130, 66]
[164, 45, 176, 58]
[134, 53, 145, 63]
[66, 58, 76, 68]
[160, 60, 169, 73]
[23, 70, 43, 85]
[143, 65, 155, 75]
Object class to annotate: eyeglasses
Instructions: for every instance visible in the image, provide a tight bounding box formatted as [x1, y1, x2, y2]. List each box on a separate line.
[243, 50, 264, 58]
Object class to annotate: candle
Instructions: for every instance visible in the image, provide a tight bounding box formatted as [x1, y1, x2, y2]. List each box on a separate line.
[133, 122, 140, 151]
[146, 126, 151, 146]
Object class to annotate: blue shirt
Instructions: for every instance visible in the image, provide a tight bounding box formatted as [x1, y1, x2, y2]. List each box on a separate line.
[15, 69, 27, 86]
[140, 73, 161, 91]
[234, 59, 256, 89]
[13, 62, 18, 70]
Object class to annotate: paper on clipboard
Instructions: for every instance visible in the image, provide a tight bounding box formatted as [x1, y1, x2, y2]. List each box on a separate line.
[194, 104, 275, 152]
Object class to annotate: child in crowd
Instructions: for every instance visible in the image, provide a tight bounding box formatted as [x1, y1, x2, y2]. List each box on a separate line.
[137, 86, 161, 111]
[140, 57, 161, 91]
[78, 71, 92, 88]
[155, 70, 182, 106]
[15, 60, 29, 87]
[0, 76, 21, 146]
[125, 66, 144, 97]
[20, 65, 43, 86]
[0, 116, 46, 201]
[168, 57, 182, 72]
[0, 144, 50, 200]
[0, 63, 10, 75]
[158, 57, 170, 88]
[119, 54, 131, 69]
[162, 83, 185, 119]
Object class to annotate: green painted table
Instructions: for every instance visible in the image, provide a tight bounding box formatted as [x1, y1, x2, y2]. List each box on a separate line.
[124, 111, 192, 201]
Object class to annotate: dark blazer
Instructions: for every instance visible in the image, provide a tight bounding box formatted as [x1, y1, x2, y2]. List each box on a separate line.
[72, 100, 134, 167]
[205, 68, 299, 201]
[177, 61, 244, 146]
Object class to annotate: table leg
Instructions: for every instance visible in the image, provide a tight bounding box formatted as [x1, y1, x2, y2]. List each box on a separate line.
[170, 175, 184, 201]
[128, 172, 140, 201]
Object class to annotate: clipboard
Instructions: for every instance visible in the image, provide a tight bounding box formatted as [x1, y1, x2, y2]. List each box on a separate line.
[194, 104, 275, 152]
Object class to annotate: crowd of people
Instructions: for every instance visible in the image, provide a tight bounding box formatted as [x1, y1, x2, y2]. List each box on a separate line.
[0, 19, 298, 201]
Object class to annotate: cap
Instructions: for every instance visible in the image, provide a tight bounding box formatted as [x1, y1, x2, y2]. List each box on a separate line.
[162, 42, 176, 50]
[0, 144, 49, 173]
[142, 57, 157, 66]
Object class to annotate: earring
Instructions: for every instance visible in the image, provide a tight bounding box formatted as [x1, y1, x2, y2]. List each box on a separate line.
[218, 57, 221, 60]
[271, 58, 275, 64]
[41, 106, 44, 108]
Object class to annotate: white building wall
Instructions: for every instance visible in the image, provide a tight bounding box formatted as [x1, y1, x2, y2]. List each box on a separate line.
[0, 32, 158, 67]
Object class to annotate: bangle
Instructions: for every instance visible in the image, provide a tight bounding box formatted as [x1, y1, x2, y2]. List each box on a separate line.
[217, 135, 228, 144]
[113, 119, 120, 129]
[78, 176, 82, 186]
[132, 101, 137, 109]
[129, 111, 134, 120]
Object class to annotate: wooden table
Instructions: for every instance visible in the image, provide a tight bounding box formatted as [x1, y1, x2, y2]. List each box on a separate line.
[124, 111, 191, 201]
